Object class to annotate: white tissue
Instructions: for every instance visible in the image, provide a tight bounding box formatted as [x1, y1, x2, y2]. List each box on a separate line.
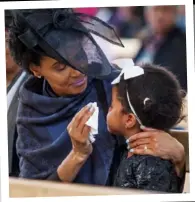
[85, 102, 99, 143]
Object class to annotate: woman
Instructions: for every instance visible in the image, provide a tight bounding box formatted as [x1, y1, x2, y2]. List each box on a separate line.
[9, 8, 185, 187]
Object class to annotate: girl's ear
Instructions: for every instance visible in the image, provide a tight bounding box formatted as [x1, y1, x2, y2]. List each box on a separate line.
[125, 113, 137, 129]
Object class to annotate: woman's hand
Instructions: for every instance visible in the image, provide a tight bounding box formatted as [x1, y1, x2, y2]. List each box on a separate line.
[127, 127, 185, 176]
[67, 103, 95, 157]
[57, 103, 95, 182]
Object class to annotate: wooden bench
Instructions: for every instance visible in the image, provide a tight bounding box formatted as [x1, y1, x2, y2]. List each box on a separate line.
[9, 128, 190, 197]
[170, 129, 189, 172]
[170, 129, 190, 193]
[9, 178, 162, 197]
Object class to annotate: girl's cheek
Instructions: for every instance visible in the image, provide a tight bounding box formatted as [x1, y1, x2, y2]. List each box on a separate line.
[106, 111, 112, 125]
[108, 106, 112, 112]
[106, 112, 113, 133]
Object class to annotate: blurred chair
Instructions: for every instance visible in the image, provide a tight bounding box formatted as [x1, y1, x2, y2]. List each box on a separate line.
[170, 129, 189, 193]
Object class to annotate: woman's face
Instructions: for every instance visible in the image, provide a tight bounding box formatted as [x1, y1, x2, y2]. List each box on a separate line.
[30, 56, 88, 96]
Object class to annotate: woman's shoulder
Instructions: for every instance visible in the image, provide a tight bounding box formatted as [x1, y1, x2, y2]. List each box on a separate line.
[20, 75, 44, 95]
[17, 76, 51, 118]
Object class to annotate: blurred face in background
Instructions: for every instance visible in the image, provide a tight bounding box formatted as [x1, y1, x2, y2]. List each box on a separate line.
[177, 5, 185, 16]
[5, 31, 19, 74]
[118, 7, 135, 21]
[145, 6, 177, 35]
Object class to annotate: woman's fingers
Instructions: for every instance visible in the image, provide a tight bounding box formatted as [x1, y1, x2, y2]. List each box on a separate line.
[128, 127, 160, 142]
[128, 131, 152, 142]
[68, 103, 92, 133]
[82, 125, 91, 138]
[141, 126, 157, 131]
[74, 125, 91, 144]
[72, 103, 93, 128]
[67, 102, 95, 142]
[67, 122, 72, 134]
[130, 144, 154, 156]
[67, 116, 75, 131]
[78, 107, 95, 133]
[128, 128, 184, 166]
[67, 103, 94, 156]
[129, 138, 152, 149]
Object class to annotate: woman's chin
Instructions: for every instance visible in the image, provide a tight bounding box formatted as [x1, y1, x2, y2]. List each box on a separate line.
[69, 82, 87, 95]
[72, 79, 88, 94]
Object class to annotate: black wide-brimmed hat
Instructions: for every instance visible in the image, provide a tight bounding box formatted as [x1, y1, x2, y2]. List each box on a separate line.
[10, 8, 124, 78]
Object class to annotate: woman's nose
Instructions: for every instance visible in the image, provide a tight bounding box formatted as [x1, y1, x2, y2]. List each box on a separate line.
[71, 69, 84, 77]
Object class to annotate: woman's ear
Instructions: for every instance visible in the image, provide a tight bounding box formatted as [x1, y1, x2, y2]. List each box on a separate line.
[125, 113, 137, 129]
[29, 64, 42, 78]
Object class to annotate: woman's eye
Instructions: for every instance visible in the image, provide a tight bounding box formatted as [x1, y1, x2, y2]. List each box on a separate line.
[55, 63, 66, 71]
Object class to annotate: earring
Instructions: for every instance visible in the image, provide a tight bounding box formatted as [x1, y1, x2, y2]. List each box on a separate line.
[37, 75, 42, 79]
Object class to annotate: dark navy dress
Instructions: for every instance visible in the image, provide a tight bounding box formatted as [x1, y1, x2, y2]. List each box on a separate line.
[113, 147, 181, 193]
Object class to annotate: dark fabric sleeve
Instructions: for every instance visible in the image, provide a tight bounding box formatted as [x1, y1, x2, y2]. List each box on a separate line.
[132, 156, 181, 193]
[46, 171, 62, 182]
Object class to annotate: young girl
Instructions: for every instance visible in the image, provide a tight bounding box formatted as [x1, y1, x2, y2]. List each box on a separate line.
[107, 59, 185, 193]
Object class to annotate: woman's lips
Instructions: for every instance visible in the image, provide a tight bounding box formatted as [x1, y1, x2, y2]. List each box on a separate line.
[72, 77, 87, 87]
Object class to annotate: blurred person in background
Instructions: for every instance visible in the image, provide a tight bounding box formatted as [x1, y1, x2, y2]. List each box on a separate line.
[109, 7, 145, 38]
[134, 6, 187, 92]
[6, 18, 21, 89]
[73, 7, 99, 16]
[5, 10, 28, 177]
[176, 5, 185, 33]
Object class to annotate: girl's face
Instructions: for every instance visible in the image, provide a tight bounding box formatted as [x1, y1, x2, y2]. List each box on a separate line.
[107, 86, 138, 137]
[30, 56, 88, 96]
[107, 86, 127, 135]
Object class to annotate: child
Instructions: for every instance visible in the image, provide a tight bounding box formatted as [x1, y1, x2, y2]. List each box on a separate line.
[106, 59, 185, 193]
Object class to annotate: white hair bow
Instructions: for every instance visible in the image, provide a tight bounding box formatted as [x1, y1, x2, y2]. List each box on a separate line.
[111, 59, 144, 85]
[111, 58, 145, 127]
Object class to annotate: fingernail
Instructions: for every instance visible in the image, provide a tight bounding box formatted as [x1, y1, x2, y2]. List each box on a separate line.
[130, 149, 134, 153]
[127, 145, 130, 150]
[89, 106, 94, 112]
[126, 139, 130, 144]
[87, 103, 92, 109]
[140, 125, 145, 130]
